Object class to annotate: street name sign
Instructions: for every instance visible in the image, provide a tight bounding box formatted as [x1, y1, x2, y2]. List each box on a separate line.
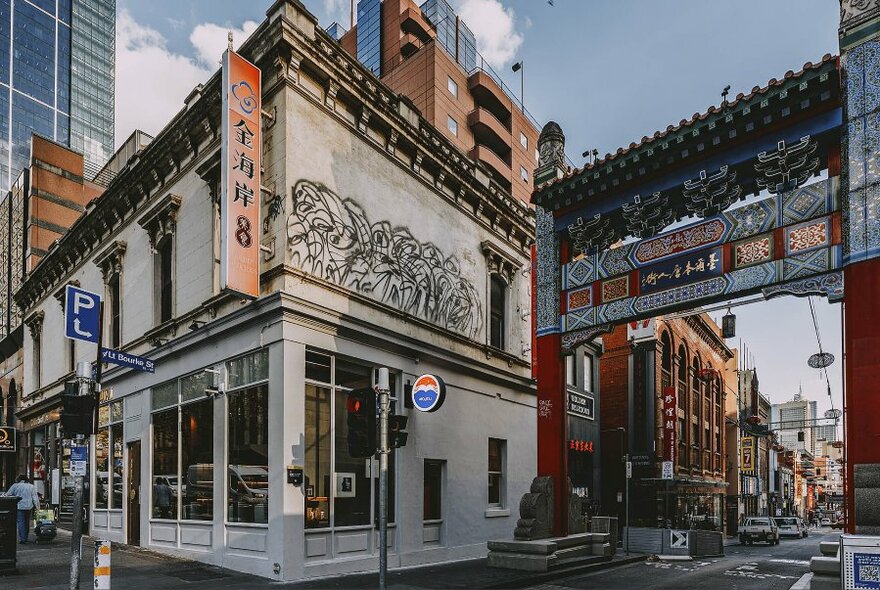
[64, 285, 101, 343]
[101, 348, 155, 373]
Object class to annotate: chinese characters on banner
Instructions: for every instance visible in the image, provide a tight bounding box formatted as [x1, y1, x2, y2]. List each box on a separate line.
[741, 436, 755, 473]
[662, 386, 676, 463]
[221, 50, 261, 298]
[639, 246, 724, 295]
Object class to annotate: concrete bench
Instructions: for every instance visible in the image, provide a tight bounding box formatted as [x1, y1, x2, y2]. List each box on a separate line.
[818, 541, 838, 557]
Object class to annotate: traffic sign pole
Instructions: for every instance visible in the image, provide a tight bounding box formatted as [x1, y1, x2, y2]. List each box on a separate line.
[377, 368, 390, 590]
[624, 454, 629, 556]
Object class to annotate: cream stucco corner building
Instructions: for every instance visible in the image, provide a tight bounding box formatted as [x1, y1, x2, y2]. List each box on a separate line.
[15, 0, 538, 580]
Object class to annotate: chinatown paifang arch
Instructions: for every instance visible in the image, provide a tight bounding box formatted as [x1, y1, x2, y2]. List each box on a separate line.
[531, 2, 880, 537]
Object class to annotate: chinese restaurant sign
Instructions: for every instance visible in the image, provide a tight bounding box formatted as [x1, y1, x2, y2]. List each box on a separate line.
[221, 50, 262, 298]
[741, 436, 755, 473]
[662, 386, 676, 463]
[639, 247, 723, 295]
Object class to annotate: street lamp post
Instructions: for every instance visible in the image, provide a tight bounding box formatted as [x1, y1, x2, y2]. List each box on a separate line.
[512, 61, 524, 112]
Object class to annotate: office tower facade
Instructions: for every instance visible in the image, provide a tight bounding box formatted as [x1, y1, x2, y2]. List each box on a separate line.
[338, 0, 539, 203]
[774, 395, 818, 455]
[0, 0, 115, 193]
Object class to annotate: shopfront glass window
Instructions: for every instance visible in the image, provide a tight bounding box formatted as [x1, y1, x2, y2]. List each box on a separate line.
[227, 349, 268, 390]
[94, 428, 109, 508]
[111, 423, 123, 509]
[305, 384, 331, 529]
[152, 408, 177, 519]
[227, 384, 269, 523]
[182, 399, 213, 521]
[334, 388, 370, 527]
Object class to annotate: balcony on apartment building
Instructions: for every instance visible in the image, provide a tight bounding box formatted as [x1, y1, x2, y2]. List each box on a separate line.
[468, 68, 513, 125]
[469, 145, 511, 183]
[400, 7, 432, 57]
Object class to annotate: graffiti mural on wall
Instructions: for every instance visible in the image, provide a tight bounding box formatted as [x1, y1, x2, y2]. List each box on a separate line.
[286, 180, 483, 339]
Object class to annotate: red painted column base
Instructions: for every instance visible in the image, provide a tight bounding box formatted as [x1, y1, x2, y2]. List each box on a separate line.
[536, 332, 567, 537]
[843, 258, 880, 534]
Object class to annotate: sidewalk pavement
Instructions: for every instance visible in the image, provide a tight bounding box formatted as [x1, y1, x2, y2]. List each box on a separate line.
[2, 529, 645, 589]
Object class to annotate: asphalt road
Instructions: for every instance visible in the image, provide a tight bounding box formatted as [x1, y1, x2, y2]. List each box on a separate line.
[526, 528, 839, 590]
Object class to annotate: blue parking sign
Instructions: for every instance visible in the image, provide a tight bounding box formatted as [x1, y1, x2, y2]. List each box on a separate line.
[64, 285, 101, 344]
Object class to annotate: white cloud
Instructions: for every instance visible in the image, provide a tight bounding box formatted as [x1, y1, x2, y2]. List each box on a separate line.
[190, 20, 259, 67]
[115, 11, 260, 148]
[322, 0, 352, 25]
[115, 10, 211, 145]
[454, 0, 523, 69]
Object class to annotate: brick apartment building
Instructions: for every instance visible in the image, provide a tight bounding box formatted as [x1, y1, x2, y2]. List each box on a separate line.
[333, 0, 539, 203]
[599, 315, 733, 531]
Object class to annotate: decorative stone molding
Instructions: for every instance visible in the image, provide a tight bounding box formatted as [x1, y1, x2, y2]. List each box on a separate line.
[481, 240, 519, 284]
[840, 0, 880, 32]
[138, 194, 182, 251]
[25, 310, 44, 341]
[53, 280, 81, 307]
[94, 240, 127, 282]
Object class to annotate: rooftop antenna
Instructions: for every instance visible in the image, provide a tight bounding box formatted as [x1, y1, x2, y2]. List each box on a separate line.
[721, 85, 731, 102]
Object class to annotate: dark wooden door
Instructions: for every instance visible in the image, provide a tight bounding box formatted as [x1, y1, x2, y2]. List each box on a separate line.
[127, 441, 141, 546]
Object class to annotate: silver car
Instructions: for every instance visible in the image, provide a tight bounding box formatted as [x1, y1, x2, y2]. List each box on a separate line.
[773, 516, 807, 538]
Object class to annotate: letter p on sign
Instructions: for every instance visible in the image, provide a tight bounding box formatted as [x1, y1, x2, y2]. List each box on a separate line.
[65, 285, 102, 344]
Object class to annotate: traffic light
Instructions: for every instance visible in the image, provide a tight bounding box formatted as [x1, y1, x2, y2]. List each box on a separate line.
[346, 388, 376, 458]
[389, 414, 408, 448]
[61, 383, 96, 436]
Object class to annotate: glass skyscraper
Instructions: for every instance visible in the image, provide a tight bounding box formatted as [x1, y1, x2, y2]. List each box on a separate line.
[0, 0, 115, 193]
[419, 0, 476, 72]
[356, 0, 381, 76]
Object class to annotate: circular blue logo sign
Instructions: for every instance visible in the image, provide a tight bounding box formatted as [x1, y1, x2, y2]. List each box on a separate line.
[412, 374, 446, 412]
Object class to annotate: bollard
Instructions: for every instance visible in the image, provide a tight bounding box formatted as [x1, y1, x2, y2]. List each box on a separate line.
[94, 540, 111, 589]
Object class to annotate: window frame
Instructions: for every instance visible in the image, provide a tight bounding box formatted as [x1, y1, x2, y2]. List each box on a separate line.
[423, 459, 444, 522]
[303, 349, 398, 531]
[583, 352, 594, 393]
[447, 76, 458, 98]
[447, 115, 458, 137]
[487, 438, 506, 508]
[489, 274, 507, 350]
[520, 165, 529, 182]
[156, 234, 174, 324]
[519, 132, 528, 150]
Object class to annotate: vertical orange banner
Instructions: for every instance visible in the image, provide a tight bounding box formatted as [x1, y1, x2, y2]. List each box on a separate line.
[221, 50, 261, 298]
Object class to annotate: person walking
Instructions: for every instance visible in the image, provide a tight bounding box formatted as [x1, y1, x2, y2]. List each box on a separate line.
[4, 474, 41, 543]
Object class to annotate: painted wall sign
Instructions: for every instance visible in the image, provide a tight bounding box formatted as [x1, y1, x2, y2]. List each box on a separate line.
[221, 49, 262, 298]
[101, 348, 155, 373]
[0, 426, 15, 452]
[639, 246, 723, 295]
[412, 374, 446, 412]
[566, 390, 595, 420]
[627, 318, 656, 342]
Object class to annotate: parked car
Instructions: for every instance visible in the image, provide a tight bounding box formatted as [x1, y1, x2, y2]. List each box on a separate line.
[820, 517, 832, 526]
[739, 516, 780, 545]
[773, 516, 807, 538]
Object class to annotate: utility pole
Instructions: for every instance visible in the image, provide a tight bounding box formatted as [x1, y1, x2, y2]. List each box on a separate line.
[69, 361, 92, 590]
[624, 453, 630, 556]
[376, 368, 390, 590]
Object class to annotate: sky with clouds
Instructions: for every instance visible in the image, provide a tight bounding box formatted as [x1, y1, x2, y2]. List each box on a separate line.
[114, 0, 845, 420]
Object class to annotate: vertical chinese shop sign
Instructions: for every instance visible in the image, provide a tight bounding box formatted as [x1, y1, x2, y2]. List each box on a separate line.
[662, 386, 676, 464]
[221, 50, 261, 298]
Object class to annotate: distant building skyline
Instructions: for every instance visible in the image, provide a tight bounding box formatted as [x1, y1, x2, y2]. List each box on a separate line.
[0, 0, 116, 193]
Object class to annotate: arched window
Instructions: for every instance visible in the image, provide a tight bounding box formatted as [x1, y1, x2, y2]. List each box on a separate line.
[489, 275, 506, 349]
[661, 332, 672, 372]
[692, 356, 701, 389]
[676, 345, 687, 381]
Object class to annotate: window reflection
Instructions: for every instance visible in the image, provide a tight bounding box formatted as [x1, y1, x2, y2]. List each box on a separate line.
[94, 428, 109, 509]
[182, 400, 213, 521]
[227, 384, 268, 523]
[305, 384, 330, 529]
[152, 408, 177, 519]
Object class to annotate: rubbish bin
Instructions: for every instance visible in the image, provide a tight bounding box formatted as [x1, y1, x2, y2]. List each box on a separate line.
[0, 496, 20, 572]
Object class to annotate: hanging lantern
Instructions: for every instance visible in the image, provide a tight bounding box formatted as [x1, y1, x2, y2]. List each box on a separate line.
[722, 308, 736, 339]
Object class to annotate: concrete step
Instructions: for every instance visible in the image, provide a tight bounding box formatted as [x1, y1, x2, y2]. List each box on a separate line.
[818, 541, 838, 557]
[810, 573, 841, 590]
[554, 533, 594, 550]
[810, 556, 840, 575]
[487, 550, 557, 572]
[487, 539, 557, 555]
[550, 554, 607, 570]
[553, 545, 593, 561]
